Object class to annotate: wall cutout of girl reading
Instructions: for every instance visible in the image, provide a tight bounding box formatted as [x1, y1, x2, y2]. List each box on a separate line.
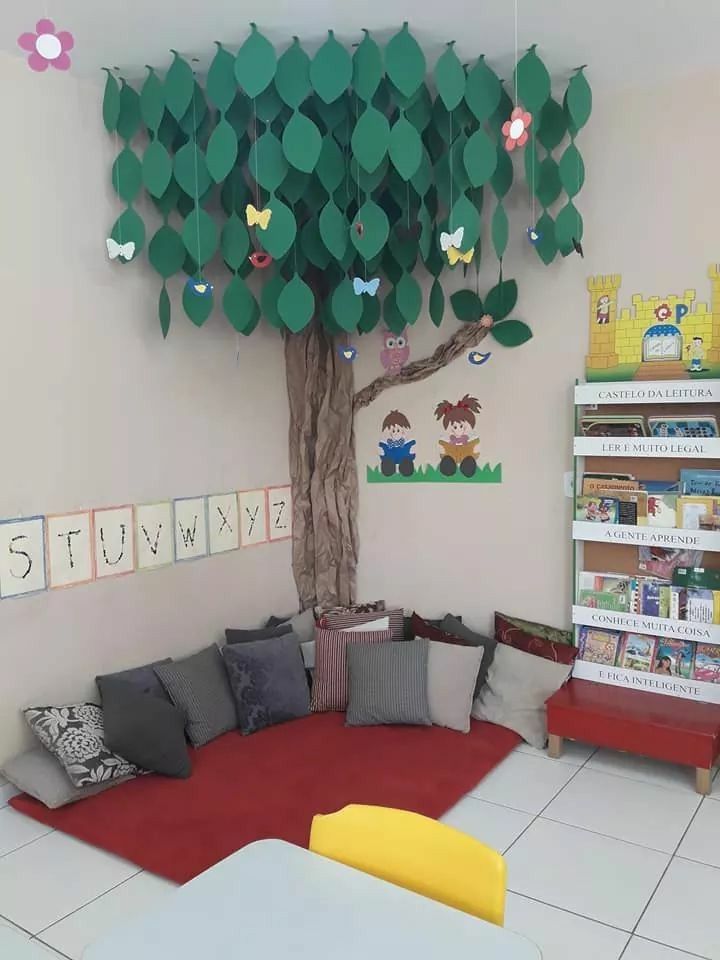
[435, 395, 482, 478]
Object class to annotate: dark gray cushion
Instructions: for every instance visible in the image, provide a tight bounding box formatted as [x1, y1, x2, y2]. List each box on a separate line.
[222, 634, 310, 735]
[441, 615, 497, 696]
[95, 658, 172, 701]
[155, 646, 237, 747]
[264, 609, 315, 644]
[1, 747, 134, 809]
[225, 623, 293, 645]
[99, 676, 191, 778]
[346, 639, 431, 727]
[402, 613, 462, 642]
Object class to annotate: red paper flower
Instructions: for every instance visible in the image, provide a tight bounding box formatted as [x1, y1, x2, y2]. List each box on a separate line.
[249, 252, 273, 269]
[502, 107, 532, 152]
[18, 19, 74, 72]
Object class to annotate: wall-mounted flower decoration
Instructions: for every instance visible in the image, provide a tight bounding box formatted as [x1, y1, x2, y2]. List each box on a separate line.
[18, 19, 74, 72]
[502, 107, 532, 151]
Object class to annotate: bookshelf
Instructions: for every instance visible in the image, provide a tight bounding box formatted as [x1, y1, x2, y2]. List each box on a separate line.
[572, 378, 720, 705]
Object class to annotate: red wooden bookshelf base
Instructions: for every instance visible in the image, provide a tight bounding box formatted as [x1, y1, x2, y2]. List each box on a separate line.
[546, 679, 720, 795]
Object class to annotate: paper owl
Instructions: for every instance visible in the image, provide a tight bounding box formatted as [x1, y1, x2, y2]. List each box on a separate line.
[380, 329, 410, 374]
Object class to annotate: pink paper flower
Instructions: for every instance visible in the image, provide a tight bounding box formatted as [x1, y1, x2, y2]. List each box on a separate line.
[18, 20, 74, 72]
[502, 107, 532, 151]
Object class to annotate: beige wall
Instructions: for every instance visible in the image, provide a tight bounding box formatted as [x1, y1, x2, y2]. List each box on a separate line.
[0, 56, 297, 763]
[355, 70, 720, 634]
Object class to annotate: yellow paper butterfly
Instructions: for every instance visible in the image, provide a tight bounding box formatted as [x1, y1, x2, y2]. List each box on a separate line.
[447, 247, 474, 266]
[246, 204, 272, 230]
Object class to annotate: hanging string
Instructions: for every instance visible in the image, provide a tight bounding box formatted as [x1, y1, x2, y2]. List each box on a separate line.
[253, 98, 259, 209]
[113, 127, 122, 244]
[514, 0, 519, 106]
[191, 83, 202, 278]
[448, 111, 453, 229]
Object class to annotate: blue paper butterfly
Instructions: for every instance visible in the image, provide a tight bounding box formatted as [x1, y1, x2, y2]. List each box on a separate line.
[353, 277, 381, 297]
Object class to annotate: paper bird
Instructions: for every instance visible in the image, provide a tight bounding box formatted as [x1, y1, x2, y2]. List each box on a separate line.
[468, 351, 492, 366]
[186, 277, 213, 297]
[338, 346, 357, 362]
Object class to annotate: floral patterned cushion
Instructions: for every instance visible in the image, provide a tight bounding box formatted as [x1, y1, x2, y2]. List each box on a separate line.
[494, 613, 577, 666]
[23, 703, 139, 788]
[496, 611, 574, 647]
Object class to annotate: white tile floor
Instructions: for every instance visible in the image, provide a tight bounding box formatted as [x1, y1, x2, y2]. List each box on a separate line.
[0, 744, 718, 959]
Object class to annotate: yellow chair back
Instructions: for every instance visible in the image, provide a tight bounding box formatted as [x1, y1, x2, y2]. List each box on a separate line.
[309, 804, 506, 926]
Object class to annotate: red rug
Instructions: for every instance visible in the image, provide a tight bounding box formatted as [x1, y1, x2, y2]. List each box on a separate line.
[10, 712, 519, 884]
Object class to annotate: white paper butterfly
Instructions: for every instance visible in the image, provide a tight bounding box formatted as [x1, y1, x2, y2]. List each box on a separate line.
[106, 238, 136, 261]
[439, 226, 464, 252]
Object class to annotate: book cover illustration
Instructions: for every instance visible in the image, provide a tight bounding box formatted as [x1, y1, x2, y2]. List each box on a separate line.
[677, 496, 720, 530]
[639, 547, 703, 579]
[686, 588, 716, 624]
[673, 567, 720, 590]
[581, 416, 646, 438]
[648, 417, 718, 439]
[654, 639, 695, 679]
[577, 572, 632, 600]
[618, 633, 658, 672]
[578, 627, 622, 666]
[577, 590, 630, 612]
[693, 644, 720, 683]
[680, 469, 720, 496]
[582, 474, 639, 495]
[639, 580, 666, 617]
[588, 487, 648, 526]
[646, 494, 678, 528]
[576, 497, 619, 523]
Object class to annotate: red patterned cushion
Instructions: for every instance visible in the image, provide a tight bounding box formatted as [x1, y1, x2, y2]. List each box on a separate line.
[311, 628, 392, 712]
[494, 612, 577, 665]
[321, 608, 404, 640]
[410, 612, 467, 646]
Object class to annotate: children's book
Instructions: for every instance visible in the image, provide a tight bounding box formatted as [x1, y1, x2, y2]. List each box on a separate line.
[577, 572, 632, 600]
[686, 588, 716, 624]
[578, 627, 622, 665]
[639, 548, 704, 580]
[648, 417, 718, 438]
[575, 497, 619, 523]
[618, 633, 658, 672]
[673, 567, 720, 590]
[583, 474, 639, 494]
[638, 580, 667, 617]
[677, 496, 720, 530]
[680, 469, 720, 496]
[670, 586, 687, 621]
[577, 590, 630, 612]
[587, 487, 648, 526]
[639, 480, 681, 494]
[654, 639, 695, 679]
[581, 416, 646, 438]
[646, 493, 678, 528]
[693, 644, 720, 683]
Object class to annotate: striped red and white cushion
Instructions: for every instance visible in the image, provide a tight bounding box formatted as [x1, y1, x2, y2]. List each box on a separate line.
[321, 608, 404, 640]
[311, 628, 392, 712]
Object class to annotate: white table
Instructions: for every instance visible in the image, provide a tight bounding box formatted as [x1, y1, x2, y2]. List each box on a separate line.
[84, 839, 540, 960]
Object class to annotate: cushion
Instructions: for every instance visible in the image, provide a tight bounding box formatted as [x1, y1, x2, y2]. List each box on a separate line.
[471, 643, 572, 749]
[346, 639, 431, 727]
[311, 627, 392, 712]
[155, 646, 237, 747]
[411, 612, 467, 645]
[95, 658, 172, 702]
[321, 607, 404, 639]
[427, 641, 483, 733]
[98, 676, 191, 778]
[23, 703, 140, 788]
[495, 612, 577, 665]
[496, 611, 574, 647]
[402, 613, 462, 641]
[342, 616, 390, 632]
[222, 634, 310, 735]
[225, 623, 293, 645]
[265, 609, 316, 644]
[318, 601, 385, 616]
[441, 615, 498, 694]
[1, 747, 134, 809]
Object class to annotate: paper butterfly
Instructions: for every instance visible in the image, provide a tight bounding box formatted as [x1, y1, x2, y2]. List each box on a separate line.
[246, 204, 272, 230]
[439, 227, 464, 252]
[468, 351, 492, 366]
[447, 247, 474, 266]
[527, 226, 542, 245]
[353, 277, 381, 297]
[106, 238, 135, 261]
[186, 277, 213, 297]
[338, 346, 357, 362]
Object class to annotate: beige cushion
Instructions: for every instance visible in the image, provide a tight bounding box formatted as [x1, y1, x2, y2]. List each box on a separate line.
[427, 641, 483, 733]
[2, 747, 134, 809]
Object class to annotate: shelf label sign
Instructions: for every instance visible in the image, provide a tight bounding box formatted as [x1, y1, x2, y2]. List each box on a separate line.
[573, 605, 716, 641]
[600, 527, 702, 548]
[594, 385, 716, 402]
[598, 439, 710, 456]
[596, 667, 705, 699]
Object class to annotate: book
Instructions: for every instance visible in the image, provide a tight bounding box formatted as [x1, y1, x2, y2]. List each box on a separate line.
[577, 572, 633, 601]
[673, 567, 720, 590]
[577, 590, 630, 612]
[639, 480, 680, 494]
[575, 496, 619, 523]
[680, 469, 720, 496]
[637, 579, 672, 616]
[654, 639, 695, 679]
[587, 487, 648, 526]
[646, 493, 678, 528]
[639, 548, 704, 579]
[578, 626, 622, 665]
[648, 416, 718, 438]
[676, 496, 720, 529]
[583, 474, 639, 494]
[693, 644, 720, 683]
[686, 588, 716, 624]
[581, 416, 646, 438]
[670, 586, 687, 621]
[618, 633, 658, 672]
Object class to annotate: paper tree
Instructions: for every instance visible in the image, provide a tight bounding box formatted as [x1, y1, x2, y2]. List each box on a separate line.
[103, 25, 592, 338]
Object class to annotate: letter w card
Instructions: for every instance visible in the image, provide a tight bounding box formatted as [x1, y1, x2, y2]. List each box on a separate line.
[174, 497, 208, 561]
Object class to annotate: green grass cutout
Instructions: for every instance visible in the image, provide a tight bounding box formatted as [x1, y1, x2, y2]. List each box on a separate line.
[366, 463, 502, 484]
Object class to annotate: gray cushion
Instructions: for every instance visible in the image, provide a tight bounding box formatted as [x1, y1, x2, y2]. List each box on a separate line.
[441, 615, 497, 695]
[427, 641, 483, 733]
[265, 609, 316, 645]
[471, 643, 572, 749]
[155, 646, 237, 747]
[99, 676, 191, 778]
[225, 623, 293, 645]
[346, 639, 431, 727]
[222, 634, 310, 735]
[1, 747, 134, 809]
[95, 658, 172, 701]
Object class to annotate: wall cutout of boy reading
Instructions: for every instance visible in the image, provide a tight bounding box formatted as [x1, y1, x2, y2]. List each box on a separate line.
[378, 411, 416, 477]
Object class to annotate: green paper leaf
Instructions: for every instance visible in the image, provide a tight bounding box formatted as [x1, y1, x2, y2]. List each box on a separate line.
[152, 178, 181, 218]
[275, 38, 311, 109]
[514, 45, 551, 114]
[301, 216, 331, 269]
[351, 155, 388, 194]
[248, 130, 288, 192]
[382, 249, 402, 286]
[383, 290, 406, 333]
[555, 200, 582, 256]
[310, 30, 352, 105]
[316, 135, 345, 194]
[206, 119, 239, 184]
[178, 84, 207, 134]
[331, 277, 362, 332]
[279, 167, 309, 205]
[395, 272, 422, 324]
[410, 147, 432, 198]
[435, 42, 465, 111]
[533, 211, 557, 265]
[227, 94, 251, 136]
[565, 68, 592, 134]
[318, 200, 348, 260]
[418, 202, 432, 260]
[182, 281, 213, 326]
[351, 106, 390, 175]
[173, 141, 212, 198]
[450, 289, 482, 322]
[220, 213, 250, 270]
[351, 200, 390, 260]
[223, 274, 259, 331]
[491, 146, 513, 198]
[449, 192, 481, 249]
[358, 294, 381, 332]
[491, 319, 533, 347]
[278, 272, 315, 332]
[182, 207, 218, 265]
[385, 22, 425, 100]
[485, 278, 518, 321]
[489, 84, 514, 140]
[352, 30, 383, 102]
[464, 128, 498, 188]
[491, 202, 509, 260]
[159, 285, 171, 338]
[434, 135, 470, 206]
[157, 112, 179, 149]
[140, 68, 164, 133]
[235, 23, 276, 99]
[388, 113, 422, 181]
[260, 272, 286, 328]
[220, 166, 249, 215]
[465, 57, 501, 122]
[314, 96, 348, 132]
[164, 53, 194, 121]
[536, 156, 562, 207]
[282, 111, 322, 173]
[537, 98, 567, 151]
[111, 207, 145, 254]
[111, 147, 142, 203]
[261, 196, 297, 259]
[149, 225, 185, 279]
[388, 230, 416, 271]
[425, 233, 444, 277]
[429, 278, 445, 327]
[117, 81, 141, 141]
[559, 143, 585, 197]
[206, 43, 237, 113]
[102, 70, 121, 133]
